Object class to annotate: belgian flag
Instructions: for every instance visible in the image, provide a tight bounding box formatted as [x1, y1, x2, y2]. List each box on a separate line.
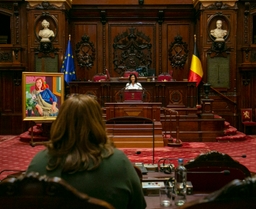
[188, 35, 203, 87]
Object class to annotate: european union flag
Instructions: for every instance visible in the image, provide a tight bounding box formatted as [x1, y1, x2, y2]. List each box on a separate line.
[61, 37, 76, 83]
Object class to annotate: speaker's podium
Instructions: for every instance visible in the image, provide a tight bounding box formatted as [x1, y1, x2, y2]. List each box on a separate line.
[124, 89, 143, 102]
[105, 89, 163, 148]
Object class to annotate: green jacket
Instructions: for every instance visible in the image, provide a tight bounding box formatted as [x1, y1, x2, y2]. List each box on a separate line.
[27, 148, 146, 209]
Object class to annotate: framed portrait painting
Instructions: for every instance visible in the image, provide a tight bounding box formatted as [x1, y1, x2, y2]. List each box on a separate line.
[22, 72, 64, 121]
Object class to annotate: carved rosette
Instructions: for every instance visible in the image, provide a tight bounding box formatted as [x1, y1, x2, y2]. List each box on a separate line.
[168, 35, 188, 69]
[169, 90, 183, 105]
[75, 35, 96, 69]
[0, 51, 12, 62]
[113, 27, 152, 76]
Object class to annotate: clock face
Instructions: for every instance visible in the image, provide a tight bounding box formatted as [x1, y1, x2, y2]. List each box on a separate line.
[207, 55, 230, 88]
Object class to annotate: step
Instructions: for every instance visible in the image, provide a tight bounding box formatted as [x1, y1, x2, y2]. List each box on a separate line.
[19, 131, 49, 143]
[216, 131, 246, 142]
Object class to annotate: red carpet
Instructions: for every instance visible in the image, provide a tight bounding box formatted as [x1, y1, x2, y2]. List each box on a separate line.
[0, 135, 256, 180]
[0, 135, 17, 143]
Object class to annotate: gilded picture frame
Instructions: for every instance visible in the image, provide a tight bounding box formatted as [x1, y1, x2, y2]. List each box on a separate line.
[22, 72, 64, 121]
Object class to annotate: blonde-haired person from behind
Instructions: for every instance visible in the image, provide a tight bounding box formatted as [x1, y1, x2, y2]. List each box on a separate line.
[27, 94, 146, 209]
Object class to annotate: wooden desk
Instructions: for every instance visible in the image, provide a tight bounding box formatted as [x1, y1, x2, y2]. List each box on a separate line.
[69, 80, 197, 108]
[142, 171, 207, 209]
[105, 102, 161, 121]
[105, 102, 163, 148]
[145, 194, 207, 209]
[106, 120, 163, 148]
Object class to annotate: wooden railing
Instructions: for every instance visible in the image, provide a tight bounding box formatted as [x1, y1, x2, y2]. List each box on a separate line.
[162, 107, 182, 146]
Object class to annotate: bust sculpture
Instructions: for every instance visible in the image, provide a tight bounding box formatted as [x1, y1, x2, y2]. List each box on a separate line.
[38, 19, 55, 42]
[210, 20, 227, 42]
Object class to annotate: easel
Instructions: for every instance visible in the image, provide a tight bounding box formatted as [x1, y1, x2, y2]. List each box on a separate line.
[29, 120, 52, 147]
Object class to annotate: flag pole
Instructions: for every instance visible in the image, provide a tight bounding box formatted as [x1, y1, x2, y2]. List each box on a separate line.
[194, 34, 199, 105]
[195, 34, 201, 105]
[61, 34, 76, 84]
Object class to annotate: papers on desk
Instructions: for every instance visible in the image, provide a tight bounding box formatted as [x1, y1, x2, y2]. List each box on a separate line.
[142, 181, 173, 196]
[142, 181, 165, 189]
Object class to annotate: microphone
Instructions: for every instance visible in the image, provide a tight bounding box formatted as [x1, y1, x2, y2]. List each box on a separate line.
[126, 150, 141, 155]
[186, 170, 230, 175]
[230, 154, 246, 158]
[158, 157, 192, 164]
[105, 69, 110, 81]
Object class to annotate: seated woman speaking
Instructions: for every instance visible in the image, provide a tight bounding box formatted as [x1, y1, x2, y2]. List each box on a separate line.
[26, 94, 146, 209]
[125, 73, 143, 90]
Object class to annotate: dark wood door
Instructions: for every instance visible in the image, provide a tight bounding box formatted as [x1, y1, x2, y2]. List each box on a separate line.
[0, 71, 27, 134]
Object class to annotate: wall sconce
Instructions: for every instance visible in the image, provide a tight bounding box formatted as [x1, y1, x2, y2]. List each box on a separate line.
[139, 0, 144, 5]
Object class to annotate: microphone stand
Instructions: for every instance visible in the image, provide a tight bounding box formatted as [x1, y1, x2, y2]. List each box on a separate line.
[144, 119, 158, 171]
[119, 86, 128, 101]
[153, 119, 155, 164]
[186, 170, 231, 176]
[141, 87, 146, 101]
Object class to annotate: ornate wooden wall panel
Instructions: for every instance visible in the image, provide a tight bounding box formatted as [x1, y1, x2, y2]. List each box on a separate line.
[72, 0, 192, 5]
[26, 4, 68, 73]
[72, 22, 100, 80]
[239, 71, 256, 134]
[237, 1, 256, 134]
[0, 2, 29, 134]
[202, 10, 237, 92]
[71, 20, 195, 82]
[166, 22, 193, 81]
[108, 23, 157, 77]
[68, 81, 197, 108]
[197, 1, 238, 127]
[239, 71, 256, 119]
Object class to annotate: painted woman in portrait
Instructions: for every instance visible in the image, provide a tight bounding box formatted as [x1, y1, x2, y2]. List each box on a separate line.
[31, 77, 58, 116]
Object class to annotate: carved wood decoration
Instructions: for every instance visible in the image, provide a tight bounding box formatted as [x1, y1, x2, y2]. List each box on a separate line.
[169, 90, 183, 105]
[243, 2, 250, 45]
[242, 74, 250, 86]
[0, 50, 12, 62]
[200, 1, 237, 10]
[13, 3, 20, 45]
[101, 10, 107, 70]
[75, 35, 96, 69]
[207, 41, 230, 58]
[168, 35, 188, 69]
[113, 27, 152, 76]
[26, 1, 64, 10]
[35, 42, 59, 58]
[158, 10, 164, 73]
